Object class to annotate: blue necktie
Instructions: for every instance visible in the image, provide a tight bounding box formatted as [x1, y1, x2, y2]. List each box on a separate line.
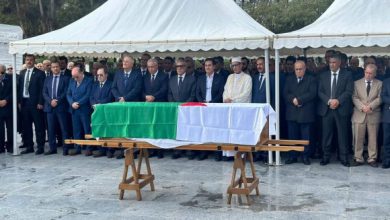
[52, 76, 58, 99]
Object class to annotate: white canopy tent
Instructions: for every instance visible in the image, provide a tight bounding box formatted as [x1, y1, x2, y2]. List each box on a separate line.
[0, 24, 23, 71]
[274, 0, 390, 56]
[9, 0, 278, 163]
[9, 0, 273, 57]
[270, 0, 390, 164]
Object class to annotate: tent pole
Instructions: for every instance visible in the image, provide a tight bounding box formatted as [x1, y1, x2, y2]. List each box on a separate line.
[275, 49, 281, 165]
[12, 54, 18, 155]
[264, 49, 273, 165]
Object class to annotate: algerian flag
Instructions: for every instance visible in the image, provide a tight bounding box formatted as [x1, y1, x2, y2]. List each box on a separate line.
[92, 102, 275, 148]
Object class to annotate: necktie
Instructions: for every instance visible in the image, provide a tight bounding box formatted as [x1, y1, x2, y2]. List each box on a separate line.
[178, 76, 183, 90]
[298, 77, 302, 84]
[142, 70, 146, 76]
[52, 75, 58, 99]
[151, 74, 155, 85]
[366, 81, 371, 96]
[259, 74, 264, 89]
[331, 73, 337, 99]
[100, 82, 104, 88]
[24, 69, 31, 97]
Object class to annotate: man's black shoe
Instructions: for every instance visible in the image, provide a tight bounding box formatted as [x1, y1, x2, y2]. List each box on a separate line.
[341, 161, 350, 167]
[320, 159, 330, 166]
[44, 150, 57, 155]
[35, 149, 44, 155]
[285, 158, 298, 164]
[21, 148, 34, 154]
[303, 157, 311, 165]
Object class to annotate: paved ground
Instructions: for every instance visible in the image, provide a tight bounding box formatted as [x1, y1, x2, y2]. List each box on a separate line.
[1, 148, 389, 220]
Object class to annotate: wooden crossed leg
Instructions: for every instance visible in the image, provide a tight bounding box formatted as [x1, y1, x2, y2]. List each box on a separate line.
[119, 148, 155, 201]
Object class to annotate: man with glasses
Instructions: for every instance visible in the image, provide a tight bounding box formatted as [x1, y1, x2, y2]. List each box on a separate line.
[168, 58, 196, 159]
[90, 67, 114, 158]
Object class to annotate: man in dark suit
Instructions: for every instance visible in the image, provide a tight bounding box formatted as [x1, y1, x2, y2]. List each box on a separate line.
[196, 58, 225, 104]
[317, 54, 353, 166]
[67, 63, 93, 156]
[42, 61, 70, 155]
[194, 58, 226, 160]
[143, 58, 168, 103]
[168, 58, 196, 159]
[213, 56, 229, 81]
[163, 56, 177, 79]
[139, 53, 151, 77]
[142, 58, 169, 158]
[251, 57, 275, 162]
[283, 61, 317, 165]
[0, 65, 13, 154]
[168, 58, 196, 103]
[111, 55, 143, 159]
[90, 67, 114, 158]
[381, 77, 390, 169]
[18, 54, 46, 155]
[59, 56, 71, 77]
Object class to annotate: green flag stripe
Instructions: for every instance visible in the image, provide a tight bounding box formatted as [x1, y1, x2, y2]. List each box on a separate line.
[92, 102, 181, 139]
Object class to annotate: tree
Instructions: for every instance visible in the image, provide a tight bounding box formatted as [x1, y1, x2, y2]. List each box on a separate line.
[241, 0, 334, 34]
[0, 0, 107, 38]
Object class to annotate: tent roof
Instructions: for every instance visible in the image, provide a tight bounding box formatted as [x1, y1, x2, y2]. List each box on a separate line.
[9, 0, 274, 57]
[273, 0, 390, 56]
[0, 24, 23, 43]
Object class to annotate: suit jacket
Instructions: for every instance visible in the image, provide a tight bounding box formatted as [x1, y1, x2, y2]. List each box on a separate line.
[195, 72, 225, 103]
[143, 71, 168, 102]
[168, 74, 196, 102]
[43, 75, 70, 113]
[216, 68, 230, 81]
[18, 67, 46, 106]
[381, 78, 390, 123]
[67, 76, 93, 114]
[60, 69, 71, 77]
[111, 69, 143, 101]
[90, 80, 114, 106]
[317, 69, 353, 116]
[283, 74, 317, 123]
[163, 70, 177, 79]
[0, 74, 13, 117]
[352, 78, 382, 124]
[251, 72, 275, 106]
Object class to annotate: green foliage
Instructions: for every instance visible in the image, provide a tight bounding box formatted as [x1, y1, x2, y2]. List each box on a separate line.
[0, 0, 107, 38]
[242, 0, 334, 34]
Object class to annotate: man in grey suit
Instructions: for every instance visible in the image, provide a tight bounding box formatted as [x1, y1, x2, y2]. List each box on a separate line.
[351, 64, 382, 167]
[168, 58, 196, 159]
[317, 53, 353, 167]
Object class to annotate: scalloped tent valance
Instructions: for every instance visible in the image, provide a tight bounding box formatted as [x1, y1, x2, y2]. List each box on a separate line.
[9, 0, 274, 57]
[273, 0, 390, 56]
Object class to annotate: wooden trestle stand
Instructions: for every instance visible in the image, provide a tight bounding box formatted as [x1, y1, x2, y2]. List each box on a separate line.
[65, 123, 307, 205]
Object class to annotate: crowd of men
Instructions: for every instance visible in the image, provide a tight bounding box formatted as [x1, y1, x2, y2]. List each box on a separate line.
[1, 50, 390, 169]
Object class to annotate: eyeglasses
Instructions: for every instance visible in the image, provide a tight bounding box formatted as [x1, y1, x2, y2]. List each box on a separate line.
[7, 68, 13, 70]
[231, 63, 241, 67]
[176, 65, 185, 68]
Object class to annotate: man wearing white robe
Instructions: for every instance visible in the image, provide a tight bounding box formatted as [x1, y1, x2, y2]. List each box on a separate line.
[222, 57, 252, 158]
[223, 57, 252, 103]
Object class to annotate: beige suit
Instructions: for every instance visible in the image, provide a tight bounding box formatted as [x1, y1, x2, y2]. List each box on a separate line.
[352, 78, 382, 162]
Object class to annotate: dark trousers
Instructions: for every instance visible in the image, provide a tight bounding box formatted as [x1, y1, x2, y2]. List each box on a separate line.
[287, 121, 312, 159]
[321, 110, 350, 162]
[383, 123, 390, 165]
[72, 110, 91, 152]
[21, 100, 45, 150]
[47, 111, 69, 152]
[0, 115, 13, 152]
